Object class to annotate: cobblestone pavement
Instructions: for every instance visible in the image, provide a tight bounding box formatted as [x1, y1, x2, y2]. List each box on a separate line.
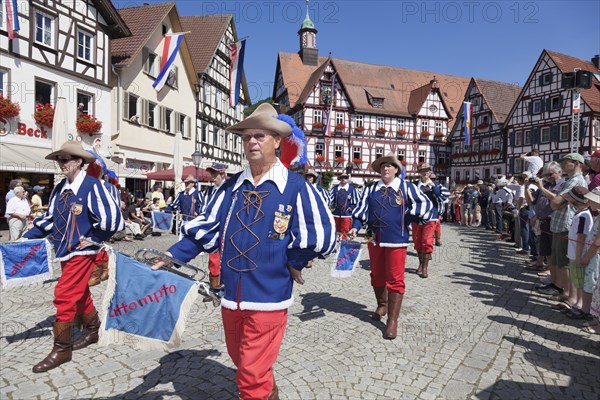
[1, 224, 600, 399]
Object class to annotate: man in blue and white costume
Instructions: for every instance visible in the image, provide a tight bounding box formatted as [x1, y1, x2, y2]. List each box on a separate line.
[348, 152, 433, 340]
[305, 168, 331, 207]
[153, 103, 335, 400]
[24, 141, 123, 373]
[165, 175, 202, 223]
[331, 172, 360, 240]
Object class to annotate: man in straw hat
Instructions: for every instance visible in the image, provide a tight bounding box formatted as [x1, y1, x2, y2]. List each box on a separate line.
[304, 168, 330, 206]
[153, 103, 336, 399]
[348, 152, 434, 339]
[330, 171, 360, 240]
[165, 174, 202, 223]
[201, 162, 228, 293]
[23, 141, 124, 372]
[413, 163, 449, 277]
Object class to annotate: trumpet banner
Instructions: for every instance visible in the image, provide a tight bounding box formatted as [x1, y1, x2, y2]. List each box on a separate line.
[99, 250, 199, 351]
[0, 239, 55, 288]
[331, 240, 363, 278]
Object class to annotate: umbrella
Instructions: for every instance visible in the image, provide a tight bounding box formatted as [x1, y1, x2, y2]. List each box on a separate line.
[145, 165, 212, 182]
[173, 132, 183, 190]
[51, 97, 69, 151]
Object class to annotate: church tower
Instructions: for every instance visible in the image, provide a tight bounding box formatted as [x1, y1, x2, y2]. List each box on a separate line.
[298, 0, 318, 66]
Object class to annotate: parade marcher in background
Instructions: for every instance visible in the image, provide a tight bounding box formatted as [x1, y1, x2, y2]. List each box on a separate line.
[30, 185, 48, 219]
[349, 153, 433, 339]
[23, 141, 123, 372]
[429, 173, 445, 245]
[6, 186, 30, 240]
[304, 169, 330, 206]
[202, 162, 228, 293]
[165, 175, 202, 222]
[413, 163, 449, 277]
[153, 103, 335, 400]
[331, 172, 360, 240]
[478, 181, 492, 230]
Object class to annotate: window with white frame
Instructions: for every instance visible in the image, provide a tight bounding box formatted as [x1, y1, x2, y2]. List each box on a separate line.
[495, 167, 502, 175]
[335, 145, 343, 158]
[532, 100, 541, 114]
[224, 131, 229, 149]
[435, 121, 442, 133]
[355, 114, 363, 127]
[397, 149, 405, 161]
[551, 96, 561, 111]
[455, 170, 460, 181]
[216, 91, 223, 111]
[315, 142, 324, 156]
[377, 116, 384, 129]
[76, 91, 94, 115]
[203, 83, 211, 105]
[515, 159, 523, 173]
[560, 124, 569, 141]
[201, 123, 208, 142]
[77, 30, 93, 62]
[541, 127, 550, 143]
[516, 131, 523, 146]
[454, 144, 460, 154]
[213, 128, 219, 147]
[336, 112, 344, 126]
[494, 139, 501, 149]
[164, 108, 173, 133]
[35, 79, 54, 107]
[397, 118, 405, 130]
[0, 68, 8, 96]
[177, 113, 187, 137]
[524, 130, 531, 145]
[484, 168, 491, 179]
[376, 148, 383, 159]
[421, 120, 428, 132]
[166, 66, 178, 89]
[313, 109, 322, 123]
[418, 151, 426, 163]
[483, 141, 490, 151]
[148, 101, 158, 129]
[353, 146, 361, 161]
[465, 170, 470, 180]
[125, 92, 139, 121]
[35, 11, 54, 47]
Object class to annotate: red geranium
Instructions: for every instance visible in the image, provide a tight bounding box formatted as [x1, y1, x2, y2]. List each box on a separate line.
[0, 95, 20, 119]
[34, 103, 55, 128]
[315, 155, 325, 163]
[76, 113, 103, 135]
[334, 156, 345, 163]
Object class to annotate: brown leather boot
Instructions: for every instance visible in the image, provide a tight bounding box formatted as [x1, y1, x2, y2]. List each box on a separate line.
[421, 253, 431, 279]
[87, 264, 102, 286]
[416, 252, 424, 276]
[384, 291, 404, 340]
[203, 274, 221, 302]
[435, 235, 442, 246]
[32, 321, 73, 373]
[72, 310, 100, 350]
[268, 375, 280, 400]
[100, 261, 109, 281]
[370, 286, 388, 321]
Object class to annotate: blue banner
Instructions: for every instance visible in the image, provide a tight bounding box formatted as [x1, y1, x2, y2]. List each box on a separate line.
[331, 240, 363, 278]
[0, 240, 54, 288]
[152, 210, 174, 233]
[99, 251, 198, 350]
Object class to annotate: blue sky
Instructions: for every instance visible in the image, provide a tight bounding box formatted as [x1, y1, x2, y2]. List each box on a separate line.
[168, 0, 599, 103]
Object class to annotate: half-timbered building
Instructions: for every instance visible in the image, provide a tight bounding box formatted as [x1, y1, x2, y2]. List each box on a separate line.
[273, 5, 470, 184]
[110, 2, 198, 193]
[504, 50, 600, 173]
[181, 15, 249, 174]
[0, 0, 130, 188]
[449, 78, 521, 183]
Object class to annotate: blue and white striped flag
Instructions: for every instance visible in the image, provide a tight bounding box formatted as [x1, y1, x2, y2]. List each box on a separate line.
[99, 251, 199, 350]
[153, 33, 185, 92]
[0, 240, 55, 288]
[331, 240, 362, 278]
[152, 210, 174, 233]
[229, 39, 246, 107]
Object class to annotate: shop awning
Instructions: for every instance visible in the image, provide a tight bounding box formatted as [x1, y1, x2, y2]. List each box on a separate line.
[0, 143, 58, 173]
[145, 165, 212, 182]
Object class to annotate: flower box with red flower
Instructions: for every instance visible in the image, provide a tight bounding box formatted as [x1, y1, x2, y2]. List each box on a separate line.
[34, 103, 55, 128]
[334, 156, 345, 164]
[396, 129, 407, 137]
[334, 123, 345, 132]
[353, 158, 363, 165]
[434, 131, 444, 137]
[376, 127, 387, 135]
[420, 130, 430, 139]
[315, 155, 325, 163]
[490, 148, 500, 155]
[354, 126, 365, 134]
[76, 113, 103, 135]
[313, 121, 324, 131]
[477, 122, 489, 129]
[0, 95, 20, 119]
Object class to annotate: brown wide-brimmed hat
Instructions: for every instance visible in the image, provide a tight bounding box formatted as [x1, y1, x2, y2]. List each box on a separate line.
[305, 169, 318, 178]
[226, 103, 292, 137]
[371, 152, 402, 173]
[184, 175, 196, 183]
[45, 141, 96, 163]
[417, 163, 432, 172]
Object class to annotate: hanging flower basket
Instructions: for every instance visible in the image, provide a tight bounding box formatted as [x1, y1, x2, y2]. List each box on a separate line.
[334, 156, 345, 164]
[315, 155, 325, 163]
[76, 113, 103, 135]
[0, 95, 20, 119]
[34, 103, 55, 128]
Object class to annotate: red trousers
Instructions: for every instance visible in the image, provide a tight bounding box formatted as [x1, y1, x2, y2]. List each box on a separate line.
[412, 222, 435, 254]
[368, 244, 407, 294]
[222, 308, 287, 400]
[334, 217, 351, 239]
[208, 251, 221, 277]
[434, 220, 441, 238]
[54, 254, 97, 322]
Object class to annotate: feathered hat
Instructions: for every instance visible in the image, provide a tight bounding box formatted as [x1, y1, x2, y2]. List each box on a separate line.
[85, 150, 107, 180]
[106, 170, 119, 186]
[276, 114, 307, 169]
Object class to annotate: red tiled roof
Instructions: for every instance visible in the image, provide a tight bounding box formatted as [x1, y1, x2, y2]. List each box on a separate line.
[407, 82, 434, 115]
[111, 2, 175, 66]
[180, 15, 232, 74]
[546, 50, 600, 112]
[473, 78, 522, 124]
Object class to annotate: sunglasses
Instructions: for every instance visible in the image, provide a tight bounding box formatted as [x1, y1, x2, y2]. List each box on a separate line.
[56, 156, 78, 163]
[242, 132, 272, 143]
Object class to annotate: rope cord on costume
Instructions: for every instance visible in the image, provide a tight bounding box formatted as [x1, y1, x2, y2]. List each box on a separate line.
[336, 188, 350, 212]
[51, 190, 74, 253]
[372, 186, 403, 229]
[226, 190, 270, 272]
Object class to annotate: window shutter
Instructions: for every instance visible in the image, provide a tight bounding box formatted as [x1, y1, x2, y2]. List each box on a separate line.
[186, 116, 191, 139]
[540, 98, 545, 113]
[546, 97, 552, 112]
[508, 158, 514, 174]
[123, 92, 129, 119]
[532, 127, 540, 144]
[141, 99, 148, 125]
[528, 101, 533, 115]
[142, 47, 149, 73]
[580, 119, 587, 136]
[559, 95, 564, 109]
[538, 75, 544, 87]
[509, 131, 515, 146]
[550, 125, 558, 142]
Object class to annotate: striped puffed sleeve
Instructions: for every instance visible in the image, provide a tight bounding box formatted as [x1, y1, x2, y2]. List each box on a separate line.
[88, 180, 124, 243]
[350, 186, 361, 208]
[168, 185, 227, 263]
[434, 184, 450, 203]
[23, 184, 63, 239]
[164, 191, 182, 212]
[404, 180, 434, 222]
[351, 184, 375, 230]
[287, 181, 337, 270]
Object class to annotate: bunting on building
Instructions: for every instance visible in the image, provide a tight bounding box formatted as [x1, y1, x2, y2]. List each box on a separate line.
[153, 33, 185, 92]
[229, 39, 246, 107]
[5, 0, 20, 40]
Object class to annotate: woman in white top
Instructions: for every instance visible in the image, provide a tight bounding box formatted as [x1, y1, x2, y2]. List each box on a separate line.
[6, 186, 31, 240]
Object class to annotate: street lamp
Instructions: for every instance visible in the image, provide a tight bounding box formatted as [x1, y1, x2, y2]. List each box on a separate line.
[191, 149, 202, 187]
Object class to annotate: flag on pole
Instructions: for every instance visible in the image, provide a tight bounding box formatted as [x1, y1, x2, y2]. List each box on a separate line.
[229, 39, 247, 107]
[5, 0, 20, 40]
[463, 101, 473, 145]
[153, 33, 185, 92]
[323, 73, 337, 136]
[0, 240, 55, 288]
[572, 92, 581, 113]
